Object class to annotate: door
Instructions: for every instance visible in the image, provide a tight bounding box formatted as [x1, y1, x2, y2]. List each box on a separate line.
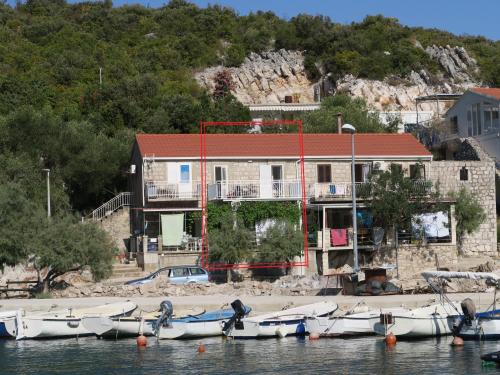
[215, 166, 228, 199]
[260, 165, 272, 199]
[178, 163, 192, 198]
[271, 165, 283, 197]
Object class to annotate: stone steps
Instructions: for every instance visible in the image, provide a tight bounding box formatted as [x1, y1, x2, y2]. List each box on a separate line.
[110, 263, 145, 279]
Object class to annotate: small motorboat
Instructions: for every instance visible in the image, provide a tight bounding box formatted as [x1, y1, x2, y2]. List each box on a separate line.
[0, 311, 20, 338]
[224, 301, 338, 339]
[5, 301, 137, 340]
[82, 303, 205, 338]
[154, 300, 252, 340]
[369, 302, 461, 338]
[306, 303, 409, 337]
[481, 351, 500, 365]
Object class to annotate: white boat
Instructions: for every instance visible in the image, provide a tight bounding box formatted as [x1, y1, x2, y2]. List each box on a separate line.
[155, 300, 252, 340]
[306, 304, 409, 337]
[421, 271, 500, 341]
[224, 301, 338, 339]
[5, 301, 137, 340]
[369, 302, 460, 338]
[81, 305, 205, 338]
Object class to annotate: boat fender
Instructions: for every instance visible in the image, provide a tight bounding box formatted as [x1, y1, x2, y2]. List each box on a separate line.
[461, 298, 476, 326]
[67, 320, 80, 329]
[295, 322, 306, 336]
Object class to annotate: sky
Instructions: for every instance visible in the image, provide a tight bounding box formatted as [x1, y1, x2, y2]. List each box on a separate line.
[4, 0, 498, 41]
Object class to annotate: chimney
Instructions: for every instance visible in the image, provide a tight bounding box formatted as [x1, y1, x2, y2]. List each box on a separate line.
[337, 113, 343, 134]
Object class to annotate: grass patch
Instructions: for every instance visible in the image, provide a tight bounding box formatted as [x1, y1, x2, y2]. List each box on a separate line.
[34, 292, 52, 299]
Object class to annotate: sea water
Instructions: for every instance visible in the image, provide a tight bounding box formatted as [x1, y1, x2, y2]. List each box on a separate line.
[0, 335, 499, 374]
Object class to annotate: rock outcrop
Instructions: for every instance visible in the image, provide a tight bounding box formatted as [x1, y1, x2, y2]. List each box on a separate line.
[196, 44, 480, 113]
[195, 49, 316, 104]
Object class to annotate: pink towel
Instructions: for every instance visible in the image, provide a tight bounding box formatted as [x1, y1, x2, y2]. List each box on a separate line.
[331, 228, 348, 246]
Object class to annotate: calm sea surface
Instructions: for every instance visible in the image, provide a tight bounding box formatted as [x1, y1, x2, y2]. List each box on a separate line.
[1, 335, 499, 375]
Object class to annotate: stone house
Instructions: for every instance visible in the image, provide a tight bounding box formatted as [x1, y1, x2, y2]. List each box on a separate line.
[121, 132, 497, 275]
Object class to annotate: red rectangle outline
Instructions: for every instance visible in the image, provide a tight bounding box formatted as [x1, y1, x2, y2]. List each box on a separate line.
[200, 120, 309, 271]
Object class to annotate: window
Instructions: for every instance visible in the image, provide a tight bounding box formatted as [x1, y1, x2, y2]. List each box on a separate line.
[189, 267, 206, 275]
[180, 164, 190, 183]
[214, 166, 227, 182]
[460, 167, 469, 181]
[493, 108, 499, 130]
[484, 108, 492, 132]
[450, 116, 458, 134]
[271, 165, 283, 181]
[317, 164, 331, 183]
[172, 268, 189, 277]
[471, 104, 482, 136]
[410, 164, 425, 180]
[354, 163, 371, 182]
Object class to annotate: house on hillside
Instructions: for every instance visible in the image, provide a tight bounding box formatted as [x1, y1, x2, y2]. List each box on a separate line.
[444, 88, 500, 164]
[125, 132, 497, 275]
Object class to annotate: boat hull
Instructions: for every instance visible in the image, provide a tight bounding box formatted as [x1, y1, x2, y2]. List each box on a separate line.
[458, 318, 500, 340]
[157, 320, 225, 339]
[82, 317, 156, 338]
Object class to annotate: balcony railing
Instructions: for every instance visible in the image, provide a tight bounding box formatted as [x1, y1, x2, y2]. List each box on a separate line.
[145, 181, 201, 201]
[207, 180, 304, 201]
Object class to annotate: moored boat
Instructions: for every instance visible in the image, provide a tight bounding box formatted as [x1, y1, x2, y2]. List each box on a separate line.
[82, 303, 205, 338]
[154, 300, 252, 340]
[0, 311, 20, 338]
[5, 301, 137, 340]
[224, 301, 338, 339]
[306, 305, 409, 337]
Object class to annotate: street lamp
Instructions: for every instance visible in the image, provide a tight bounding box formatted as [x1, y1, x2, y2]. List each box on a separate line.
[342, 123, 359, 274]
[42, 168, 51, 218]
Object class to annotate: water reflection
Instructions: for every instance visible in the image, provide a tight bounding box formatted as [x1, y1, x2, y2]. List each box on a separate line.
[1, 335, 500, 375]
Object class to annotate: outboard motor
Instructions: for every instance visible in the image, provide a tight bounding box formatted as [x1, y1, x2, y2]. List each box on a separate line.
[153, 300, 174, 335]
[453, 298, 476, 336]
[223, 299, 246, 334]
[461, 298, 476, 326]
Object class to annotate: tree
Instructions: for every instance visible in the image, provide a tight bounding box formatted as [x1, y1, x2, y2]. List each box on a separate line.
[303, 95, 395, 134]
[364, 163, 438, 243]
[452, 187, 486, 247]
[256, 221, 303, 264]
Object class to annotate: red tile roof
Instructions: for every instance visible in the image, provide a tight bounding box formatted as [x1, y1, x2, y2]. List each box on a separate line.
[135, 133, 431, 159]
[471, 87, 500, 100]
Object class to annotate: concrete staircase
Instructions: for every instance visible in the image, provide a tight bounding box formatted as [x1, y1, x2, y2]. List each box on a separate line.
[110, 263, 145, 281]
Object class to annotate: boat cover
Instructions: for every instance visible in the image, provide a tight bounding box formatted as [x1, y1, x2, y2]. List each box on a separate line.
[422, 271, 499, 281]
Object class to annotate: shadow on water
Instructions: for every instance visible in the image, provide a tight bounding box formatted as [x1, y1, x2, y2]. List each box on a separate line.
[1, 335, 500, 375]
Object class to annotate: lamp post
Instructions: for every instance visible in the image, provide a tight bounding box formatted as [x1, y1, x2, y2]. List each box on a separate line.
[42, 168, 51, 218]
[342, 123, 359, 274]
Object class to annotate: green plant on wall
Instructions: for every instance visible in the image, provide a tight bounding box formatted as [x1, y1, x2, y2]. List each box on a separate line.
[452, 187, 486, 246]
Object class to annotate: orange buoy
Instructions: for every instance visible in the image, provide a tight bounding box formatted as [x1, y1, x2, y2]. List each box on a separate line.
[385, 332, 397, 346]
[197, 342, 206, 353]
[451, 336, 464, 346]
[309, 332, 320, 340]
[136, 335, 147, 347]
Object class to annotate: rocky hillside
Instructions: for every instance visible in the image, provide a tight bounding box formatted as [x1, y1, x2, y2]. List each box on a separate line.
[196, 50, 316, 104]
[197, 44, 480, 113]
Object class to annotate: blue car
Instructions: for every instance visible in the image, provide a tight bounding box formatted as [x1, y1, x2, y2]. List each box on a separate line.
[125, 266, 209, 286]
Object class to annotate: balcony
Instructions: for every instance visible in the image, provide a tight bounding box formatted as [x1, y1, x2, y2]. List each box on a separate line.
[145, 181, 201, 201]
[207, 180, 304, 201]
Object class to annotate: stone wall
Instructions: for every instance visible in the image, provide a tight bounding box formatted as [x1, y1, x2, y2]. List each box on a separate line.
[99, 207, 130, 253]
[428, 160, 497, 255]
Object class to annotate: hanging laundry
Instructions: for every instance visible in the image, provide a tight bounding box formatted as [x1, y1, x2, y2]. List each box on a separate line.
[331, 228, 348, 246]
[334, 185, 347, 196]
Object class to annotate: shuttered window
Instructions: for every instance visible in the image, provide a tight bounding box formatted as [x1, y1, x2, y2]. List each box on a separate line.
[317, 164, 332, 183]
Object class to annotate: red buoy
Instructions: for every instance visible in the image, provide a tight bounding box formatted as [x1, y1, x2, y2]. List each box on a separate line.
[451, 336, 464, 346]
[385, 332, 397, 346]
[198, 342, 206, 353]
[136, 335, 147, 347]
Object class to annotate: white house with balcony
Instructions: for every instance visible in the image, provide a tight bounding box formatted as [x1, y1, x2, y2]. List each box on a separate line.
[445, 88, 500, 165]
[129, 132, 454, 273]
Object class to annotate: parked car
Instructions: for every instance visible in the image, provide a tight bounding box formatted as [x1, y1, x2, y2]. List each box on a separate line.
[125, 266, 209, 286]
